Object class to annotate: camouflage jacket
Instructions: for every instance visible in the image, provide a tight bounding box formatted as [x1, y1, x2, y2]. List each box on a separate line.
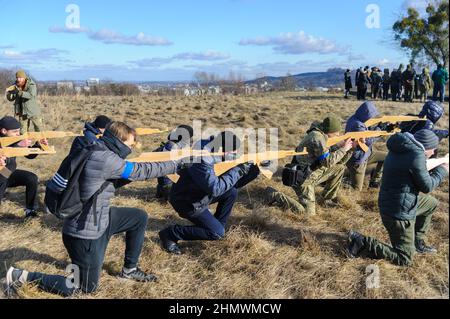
[293, 122, 351, 169]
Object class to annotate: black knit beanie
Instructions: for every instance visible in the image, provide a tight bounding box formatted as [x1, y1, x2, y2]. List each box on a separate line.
[414, 130, 439, 150]
[0, 116, 21, 130]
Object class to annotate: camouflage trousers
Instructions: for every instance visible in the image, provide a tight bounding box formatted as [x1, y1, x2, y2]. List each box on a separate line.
[19, 114, 43, 133]
[346, 150, 387, 191]
[363, 195, 438, 266]
[269, 164, 346, 215]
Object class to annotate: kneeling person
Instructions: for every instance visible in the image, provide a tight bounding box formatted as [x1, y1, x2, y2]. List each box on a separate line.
[159, 131, 260, 255]
[6, 122, 182, 296]
[69, 115, 112, 154]
[265, 116, 354, 215]
[345, 102, 387, 190]
[348, 130, 448, 266]
[0, 116, 46, 218]
[154, 125, 194, 202]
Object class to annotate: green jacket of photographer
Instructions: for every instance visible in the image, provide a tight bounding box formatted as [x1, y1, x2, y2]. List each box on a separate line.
[6, 70, 42, 133]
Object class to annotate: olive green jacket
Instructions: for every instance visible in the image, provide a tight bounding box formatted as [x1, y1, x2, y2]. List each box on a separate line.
[6, 77, 41, 118]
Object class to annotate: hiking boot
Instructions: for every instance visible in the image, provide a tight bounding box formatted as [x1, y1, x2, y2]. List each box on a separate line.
[369, 181, 380, 189]
[347, 230, 366, 258]
[323, 198, 340, 208]
[24, 209, 38, 219]
[415, 239, 437, 254]
[6, 267, 29, 296]
[159, 228, 181, 255]
[119, 267, 158, 283]
[264, 187, 278, 206]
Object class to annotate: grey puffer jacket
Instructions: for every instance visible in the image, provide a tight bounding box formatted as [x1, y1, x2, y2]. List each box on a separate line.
[62, 139, 178, 240]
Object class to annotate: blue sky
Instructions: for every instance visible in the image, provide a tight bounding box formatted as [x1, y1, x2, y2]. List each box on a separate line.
[0, 0, 433, 81]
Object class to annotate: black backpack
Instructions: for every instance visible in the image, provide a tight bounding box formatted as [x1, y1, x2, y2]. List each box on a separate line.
[44, 144, 110, 220]
[282, 157, 321, 187]
[282, 163, 312, 187]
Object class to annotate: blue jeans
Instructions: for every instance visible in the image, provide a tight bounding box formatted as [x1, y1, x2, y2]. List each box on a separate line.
[170, 188, 238, 241]
[26, 207, 148, 296]
[433, 83, 445, 102]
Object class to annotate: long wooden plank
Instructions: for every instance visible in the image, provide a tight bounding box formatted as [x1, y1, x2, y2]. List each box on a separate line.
[0, 146, 57, 157]
[135, 128, 169, 136]
[0, 131, 81, 148]
[327, 131, 395, 148]
[166, 149, 308, 184]
[129, 150, 222, 163]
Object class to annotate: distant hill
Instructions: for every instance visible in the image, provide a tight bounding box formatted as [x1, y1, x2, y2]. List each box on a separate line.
[247, 68, 353, 88]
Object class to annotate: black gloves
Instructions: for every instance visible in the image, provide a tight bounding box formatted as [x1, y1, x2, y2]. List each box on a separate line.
[385, 123, 398, 133]
[176, 156, 194, 172]
[259, 160, 272, 168]
[377, 122, 398, 133]
[237, 163, 253, 176]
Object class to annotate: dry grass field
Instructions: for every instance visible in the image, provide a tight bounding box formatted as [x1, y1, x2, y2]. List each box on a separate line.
[0, 92, 448, 299]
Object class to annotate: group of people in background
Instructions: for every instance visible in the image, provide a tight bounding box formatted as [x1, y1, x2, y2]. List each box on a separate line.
[344, 63, 449, 103]
[1, 68, 449, 298]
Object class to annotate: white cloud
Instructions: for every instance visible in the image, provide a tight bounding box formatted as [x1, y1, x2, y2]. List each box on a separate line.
[49, 26, 91, 34]
[173, 51, 230, 61]
[89, 29, 172, 46]
[49, 26, 173, 46]
[377, 58, 390, 66]
[239, 31, 348, 55]
[0, 48, 71, 66]
[129, 51, 230, 68]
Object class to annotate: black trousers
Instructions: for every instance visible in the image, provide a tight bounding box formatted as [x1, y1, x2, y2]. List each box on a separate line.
[27, 207, 148, 296]
[382, 84, 390, 100]
[0, 169, 39, 210]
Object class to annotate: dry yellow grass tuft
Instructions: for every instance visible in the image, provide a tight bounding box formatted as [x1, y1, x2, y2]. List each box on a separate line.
[0, 92, 448, 299]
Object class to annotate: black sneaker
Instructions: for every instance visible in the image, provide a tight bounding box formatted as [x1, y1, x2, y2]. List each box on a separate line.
[119, 267, 158, 282]
[347, 230, 366, 258]
[368, 181, 380, 189]
[6, 267, 29, 296]
[24, 209, 38, 219]
[159, 228, 181, 255]
[415, 239, 437, 254]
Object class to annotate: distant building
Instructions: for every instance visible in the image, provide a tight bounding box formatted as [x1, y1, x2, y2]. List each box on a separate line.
[208, 86, 221, 95]
[313, 87, 330, 92]
[57, 81, 74, 91]
[86, 78, 100, 86]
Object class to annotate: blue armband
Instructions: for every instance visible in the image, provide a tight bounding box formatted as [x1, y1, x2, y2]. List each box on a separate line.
[318, 152, 330, 161]
[121, 162, 134, 179]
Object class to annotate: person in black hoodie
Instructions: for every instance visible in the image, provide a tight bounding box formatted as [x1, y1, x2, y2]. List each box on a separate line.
[0, 116, 48, 218]
[69, 115, 111, 154]
[153, 125, 194, 202]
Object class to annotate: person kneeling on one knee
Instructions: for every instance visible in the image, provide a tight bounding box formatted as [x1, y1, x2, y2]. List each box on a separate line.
[0, 116, 48, 218]
[5, 122, 188, 297]
[159, 131, 261, 255]
[348, 130, 449, 266]
[264, 116, 355, 215]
